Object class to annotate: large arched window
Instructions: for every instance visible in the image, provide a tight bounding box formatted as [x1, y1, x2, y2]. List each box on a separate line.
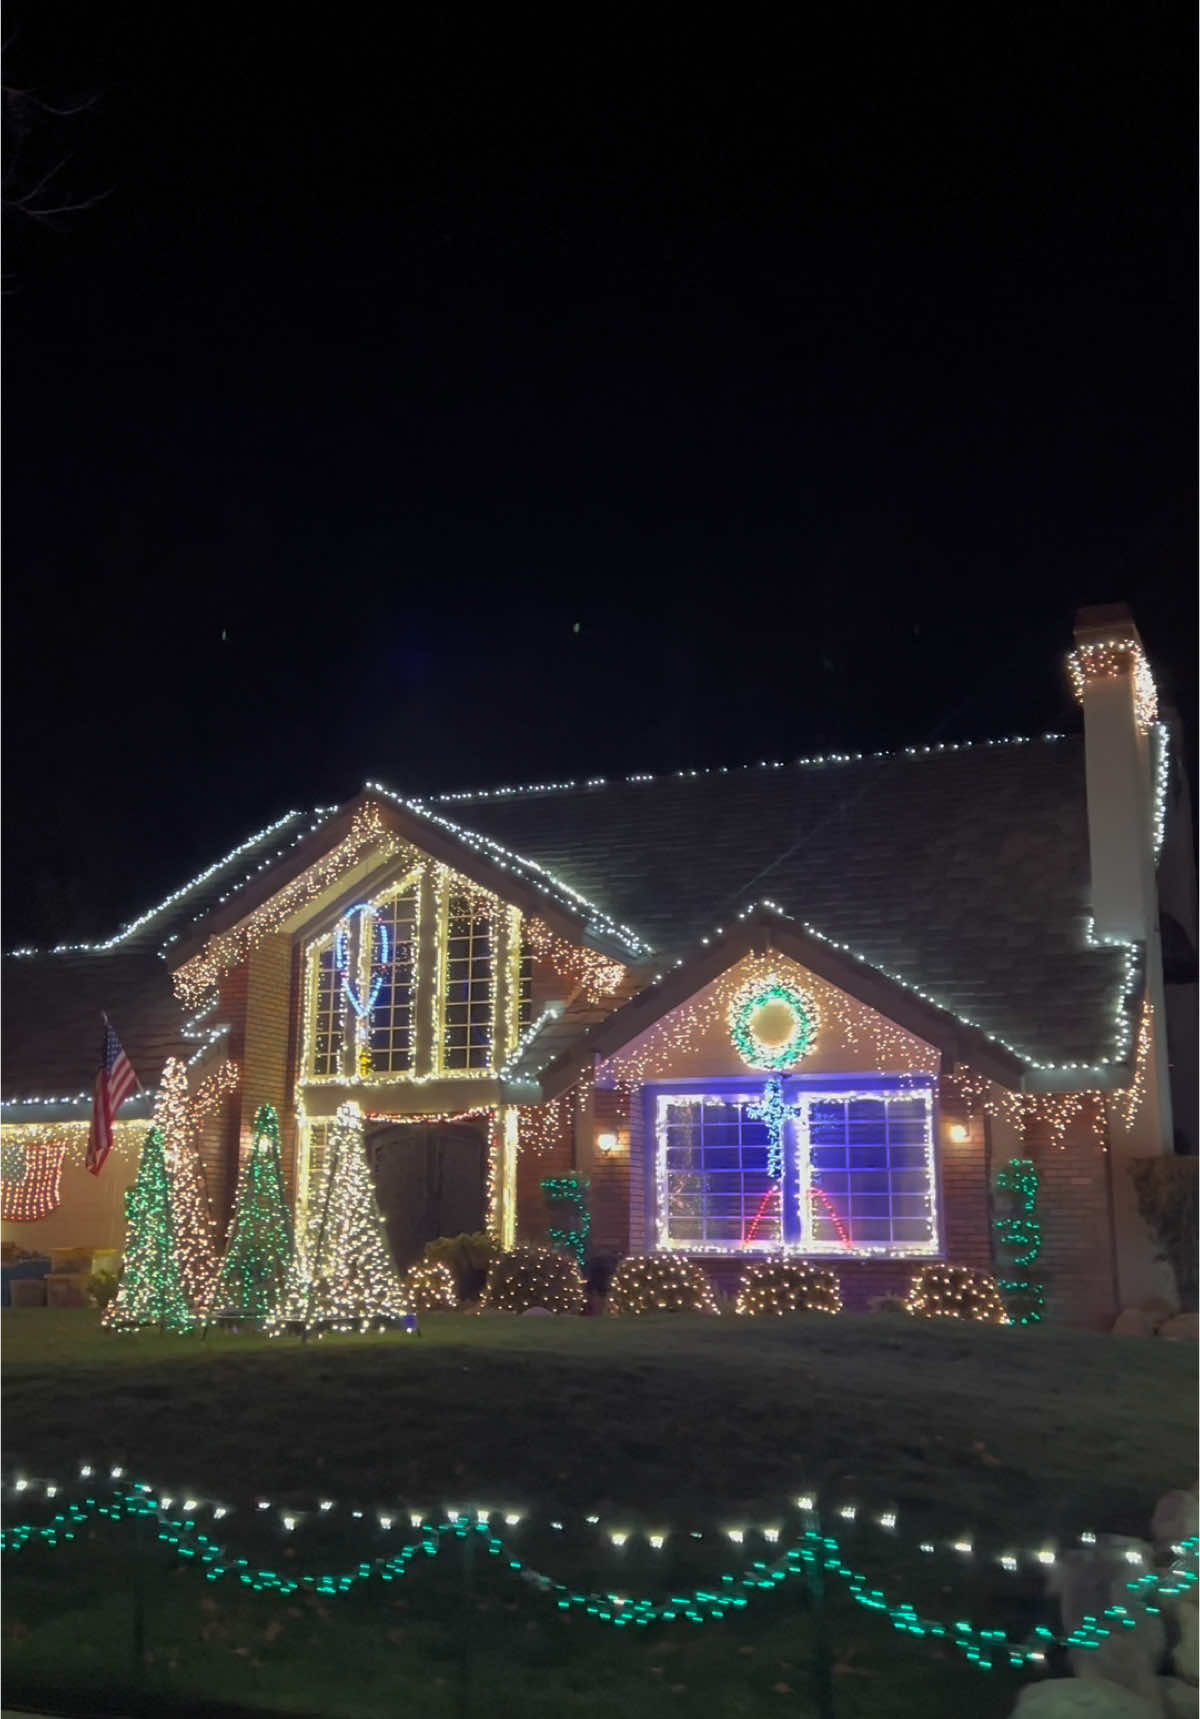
[367, 883, 419, 1073]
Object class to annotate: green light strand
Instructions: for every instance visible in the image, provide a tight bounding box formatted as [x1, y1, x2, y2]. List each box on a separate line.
[3, 1485, 1194, 1676]
[210, 1105, 294, 1325]
[102, 1128, 195, 1334]
[994, 1158, 1045, 1325]
[540, 1175, 590, 1271]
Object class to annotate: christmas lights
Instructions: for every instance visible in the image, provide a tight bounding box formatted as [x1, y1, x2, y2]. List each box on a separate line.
[480, 1246, 585, 1315]
[153, 1059, 226, 1317]
[993, 1159, 1045, 1326]
[269, 1104, 409, 1335]
[734, 1261, 842, 1316]
[3, 1480, 1192, 1671]
[1112, 1000, 1153, 1131]
[1, 1139, 66, 1222]
[540, 1174, 591, 1270]
[607, 1255, 719, 1315]
[729, 979, 819, 1071]
[1066, 637, 1158, 732]
[523, 917, 627, 1005]
[210, 1105, 294, 1324]
[396, 1259, 457, 1312]
[654, 1082, 938, 1258]
[906, 1264, 1010, 1325]
[103, 1128, 196, 1334]
[174, 807, 407, 1006]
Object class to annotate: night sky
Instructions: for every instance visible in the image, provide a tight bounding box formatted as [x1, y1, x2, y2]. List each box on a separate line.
[4, 10, 1195, 948]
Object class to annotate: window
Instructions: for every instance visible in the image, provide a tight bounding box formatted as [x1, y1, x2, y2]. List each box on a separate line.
[298, 1119, 331, 1223]
[653, 1080, 938, 1257]
[443, 891, 495, 1070]
[659, 1096, 781, 1248]
[308, 938, 343, 1077]
[368, 886, 418, 1072]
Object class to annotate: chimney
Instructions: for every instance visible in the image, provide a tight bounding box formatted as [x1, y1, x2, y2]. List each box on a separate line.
[1069, 604, 1158, 945]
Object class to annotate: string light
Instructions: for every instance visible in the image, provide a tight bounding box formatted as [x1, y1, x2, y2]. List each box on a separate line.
[480, 1247, 585, 1315]
[523, 918, 627, 1005]
[396, 1259, 457, 1312]
[153, 1059, 227, 1317]
[174, 807, 407, 1006]
[268, 1103, 410, 1335]
[4, 1477, 1190, 1674]
[1112, 1000, 1153, 1130]
[540, 1175, 591, 1271]
[210, 1104, 294, 1325]
[102, 1127, 196, 1334]
[905, 1265, 1010, 1325]
[734, 1261, 842, 1316]
[607, 1256, 720, 1316]
[729, 979, 819, 1071]
[1066, 637, 1158, 732]
[993, 1158, 1045, 1325]
[1, 1139, 67, 1223]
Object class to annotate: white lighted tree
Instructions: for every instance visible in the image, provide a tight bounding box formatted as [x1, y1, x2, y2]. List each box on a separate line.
[269, 1103, 409, 1334]
[154, 1058, 222, 1317]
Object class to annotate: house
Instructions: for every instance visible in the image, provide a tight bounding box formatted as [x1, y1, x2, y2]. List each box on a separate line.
[3, 606, 1194, 1323]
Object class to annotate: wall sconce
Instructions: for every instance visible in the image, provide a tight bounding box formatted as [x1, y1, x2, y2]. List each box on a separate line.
[597, 1132, 620, 1154]
[948, 1123, 969, 1144]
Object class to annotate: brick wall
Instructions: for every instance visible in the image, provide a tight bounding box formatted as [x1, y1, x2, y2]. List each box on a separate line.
[937, 1074, 993, 1272]
[590, 1088, 632, 1257]
[515, 1105, 573, 1245]
[1025, 1099, 1116, 1328]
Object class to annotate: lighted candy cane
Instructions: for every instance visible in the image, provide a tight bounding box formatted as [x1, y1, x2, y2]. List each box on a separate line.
[335, 905, 391, 1073]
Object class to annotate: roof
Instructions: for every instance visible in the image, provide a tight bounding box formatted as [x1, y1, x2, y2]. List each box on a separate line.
[2, 810, 332, 1103]
[409, 734, 1134, 1072]
[2, 732, 1142, 1102]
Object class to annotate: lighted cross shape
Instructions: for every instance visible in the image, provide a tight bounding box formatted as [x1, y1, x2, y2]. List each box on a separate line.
[746, 1075, 805, 1180]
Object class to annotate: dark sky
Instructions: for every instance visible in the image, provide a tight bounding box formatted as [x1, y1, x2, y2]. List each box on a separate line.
[4, 9, 1196, 947]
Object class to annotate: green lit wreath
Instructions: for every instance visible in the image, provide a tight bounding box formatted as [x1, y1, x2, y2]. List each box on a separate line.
[729, 981, 819, 1071]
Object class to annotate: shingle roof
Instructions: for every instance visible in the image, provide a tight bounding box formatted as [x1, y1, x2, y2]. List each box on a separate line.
[2, 734, 1136, 1102]
[2, 810, 330, 1102]
[415, 735, 1132, 1070]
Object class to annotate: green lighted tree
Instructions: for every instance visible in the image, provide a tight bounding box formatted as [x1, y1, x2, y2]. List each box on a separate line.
[994, 1157, 1046, 1325]
[103, 1127, 195, 1334]
[211, 1104, 294, 1324]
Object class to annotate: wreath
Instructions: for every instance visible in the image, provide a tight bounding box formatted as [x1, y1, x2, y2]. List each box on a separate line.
[729, 981, 818, 1070]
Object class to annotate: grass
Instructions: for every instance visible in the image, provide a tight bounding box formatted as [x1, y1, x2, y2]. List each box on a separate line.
[3, 1308, 1196, 1717]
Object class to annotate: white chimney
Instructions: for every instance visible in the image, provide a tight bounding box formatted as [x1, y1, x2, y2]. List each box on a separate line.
[1069, 603, 1158, 945]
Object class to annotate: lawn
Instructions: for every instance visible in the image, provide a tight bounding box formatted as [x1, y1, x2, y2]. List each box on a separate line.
[3, 1309, 1195, 1717]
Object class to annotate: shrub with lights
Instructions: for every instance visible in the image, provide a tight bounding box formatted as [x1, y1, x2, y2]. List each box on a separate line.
[607, 1255, 720, 1316]
[905, 1263, 1010, 1325]
[735, 1260, 842, 1316]
[481, 1247, 585, 1315]
[398, 1258, 458, 1312]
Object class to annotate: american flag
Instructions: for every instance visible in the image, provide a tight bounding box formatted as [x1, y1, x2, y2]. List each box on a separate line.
[87, 1022, 138, 1176]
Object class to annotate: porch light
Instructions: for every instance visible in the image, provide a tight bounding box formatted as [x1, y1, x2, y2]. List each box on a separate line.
[597, 1131, 620, 1153]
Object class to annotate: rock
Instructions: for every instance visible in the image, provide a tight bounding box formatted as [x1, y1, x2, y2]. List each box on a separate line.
[1050, 1539, 1156, 1635]
[1158, 1676, 1197, 1717]
[1138, 1297, 1178, 1330]
[1151, 1491, 1200, 1551]
[1071, 1624, 1166, 1705]
[1158, 1313, 1200, 1344]
[521, 1305, 554, 1316]
[1112, 1309, 1157, 1338]
[1173, 1597, 1197, 1684]
[1011, 1678, 1161, 1717]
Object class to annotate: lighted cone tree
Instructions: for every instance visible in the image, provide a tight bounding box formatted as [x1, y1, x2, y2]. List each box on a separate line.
[270, 1103, 409, 1334]
[155, 1058, 221, 1317]
[103, 1127, 195, 1333]
[211, 1105, 294, 1324]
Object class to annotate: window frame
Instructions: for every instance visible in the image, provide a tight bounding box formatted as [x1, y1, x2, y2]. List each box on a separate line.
[645, 1074, 942, 1260]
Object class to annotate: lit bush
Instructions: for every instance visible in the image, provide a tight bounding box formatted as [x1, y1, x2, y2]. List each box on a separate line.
[481, 1247, 585, 1315]
[607, 1255, 719, 1315]
[735, 1261, 841, 1316]
[399, 1259, 458, 1312]
[906, 1263, 1010, 1324]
